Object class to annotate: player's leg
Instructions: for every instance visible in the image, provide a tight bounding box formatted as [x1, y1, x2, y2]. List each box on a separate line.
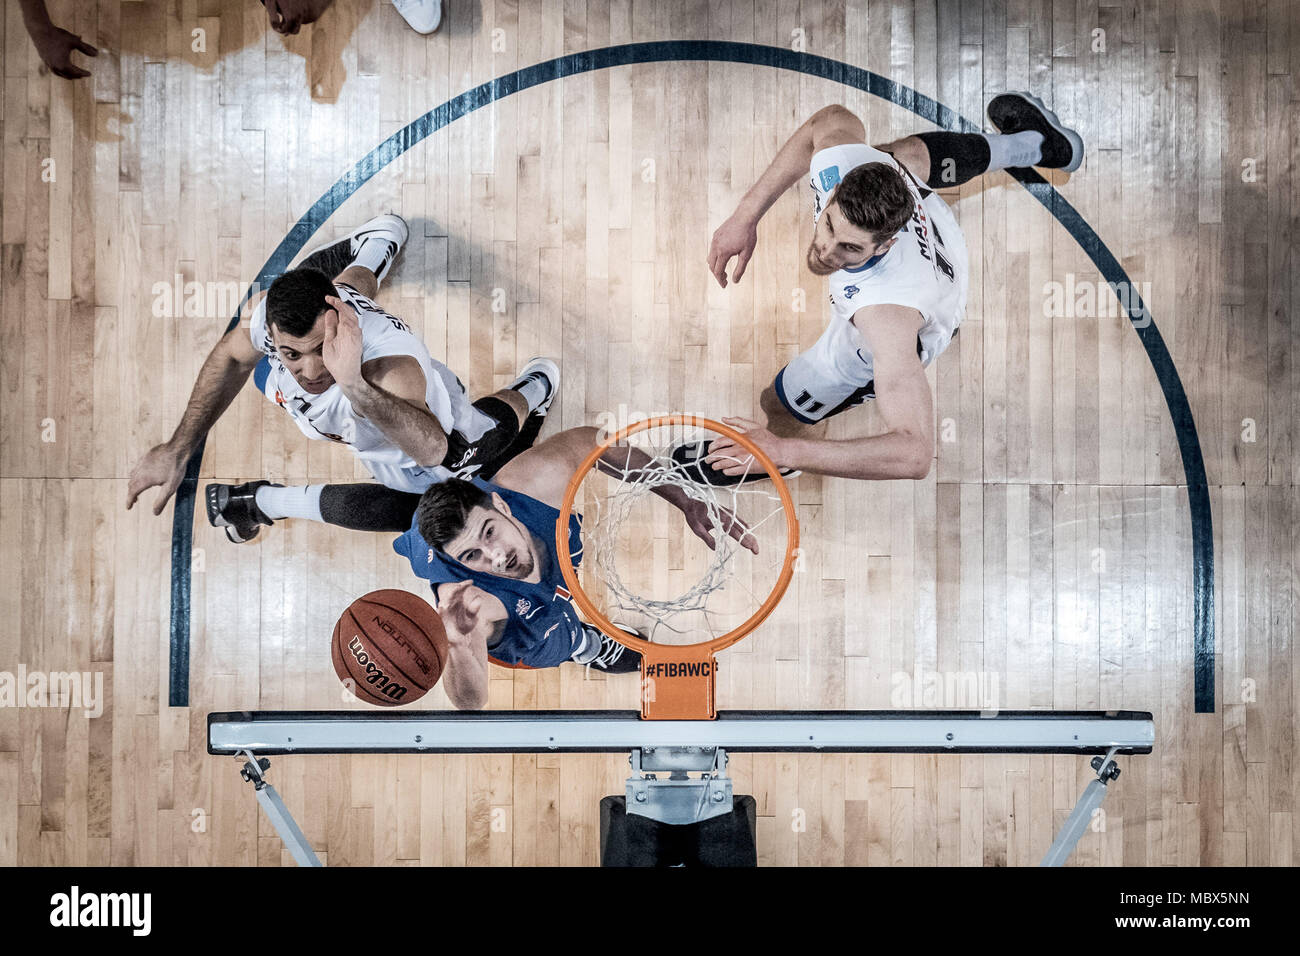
[446, 357, 561, 480]
[206, 480, 423, 542]
[296, 213, 410, 298]
[878, 92, 1083, 191]
[759, 382, 822, 439]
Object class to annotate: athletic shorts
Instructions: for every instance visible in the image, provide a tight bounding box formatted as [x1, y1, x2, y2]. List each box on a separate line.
[772, 318, 902, 423]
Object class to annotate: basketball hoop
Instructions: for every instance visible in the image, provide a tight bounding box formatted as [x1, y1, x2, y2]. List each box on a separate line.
[556, 415, 800, 719]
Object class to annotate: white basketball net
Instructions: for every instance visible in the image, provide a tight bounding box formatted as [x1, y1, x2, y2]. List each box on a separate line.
[567, 424, 793, 644]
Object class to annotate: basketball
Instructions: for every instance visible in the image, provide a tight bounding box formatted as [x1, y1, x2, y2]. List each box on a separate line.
[331, 589, 448, 706]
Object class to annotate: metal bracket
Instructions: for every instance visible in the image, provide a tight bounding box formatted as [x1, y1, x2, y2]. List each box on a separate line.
[239, 750, 323, 867]
[1040, 747, 1122, 867]
[625, 747, 734, 826]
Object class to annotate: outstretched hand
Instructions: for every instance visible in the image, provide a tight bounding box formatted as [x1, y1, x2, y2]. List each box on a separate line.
[322, 295, 364, 390]
[437, 580, 506, 645]
[707, 214, 758, 288]
[678, 497, 759, 555]
[264, 0, 334, 35]
[125, 442, 189, 515]
[705, 417, 788, 476]
[30, 23, 98, 80]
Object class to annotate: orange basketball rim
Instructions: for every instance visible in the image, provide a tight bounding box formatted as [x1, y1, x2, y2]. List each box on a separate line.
[556, 415, 800, 720]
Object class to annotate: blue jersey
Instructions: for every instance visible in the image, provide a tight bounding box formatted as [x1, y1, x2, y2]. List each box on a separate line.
[393, 478, 586, 669]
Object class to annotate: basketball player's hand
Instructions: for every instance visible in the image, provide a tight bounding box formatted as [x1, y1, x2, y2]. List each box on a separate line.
[125, 442, 188, 515]
[264, 0, 333, 36]
[679, 499, 759, 555]
[322, 295, 364, 390]
[708, 214, 758, 288]
[437, 580, 505, 645]
[28, 23, 98, 80]
[705, 417, 788, 476]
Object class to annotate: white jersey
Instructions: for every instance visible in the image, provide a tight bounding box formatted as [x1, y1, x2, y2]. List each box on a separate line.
[809, 144, 969, 374]
[249, 284, 494, 493]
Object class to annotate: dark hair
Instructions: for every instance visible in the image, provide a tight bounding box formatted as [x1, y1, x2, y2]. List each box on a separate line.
[265, 267, 336, 337]
[417, 479, 494, 551]
[832, 162, 914, 245]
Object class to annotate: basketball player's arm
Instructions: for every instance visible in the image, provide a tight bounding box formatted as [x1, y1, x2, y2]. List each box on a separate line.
[348, 355, 450, 468]
[493, 427, 758, 553]
[125, 298, 267, 514]
[776, 306, 934, 479]
[321, 298, 450, 468]
[709, 105, 866, 287]
[433, 580, 503, 711]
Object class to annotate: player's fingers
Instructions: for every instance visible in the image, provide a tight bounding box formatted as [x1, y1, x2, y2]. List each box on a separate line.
[151, 485, 174, 516]
[710, 252, 729, 288]
[721, 416, 760, 432]
[124, 479, 142, 510]
[732, 248, 752, 284]
[74, 37, 99, 56]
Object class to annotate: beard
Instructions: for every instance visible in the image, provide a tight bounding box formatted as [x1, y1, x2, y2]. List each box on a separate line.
[805, 245, 837, 276]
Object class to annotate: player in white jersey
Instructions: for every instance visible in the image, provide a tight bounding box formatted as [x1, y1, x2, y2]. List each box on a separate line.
[126, 214, 559, 542]
[696, 94, 1083, 483]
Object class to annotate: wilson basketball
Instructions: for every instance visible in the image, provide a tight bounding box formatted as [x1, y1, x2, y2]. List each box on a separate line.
[332, 589, 448, 706]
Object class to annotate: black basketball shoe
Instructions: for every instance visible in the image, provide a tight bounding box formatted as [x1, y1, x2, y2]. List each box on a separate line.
[986, 92, 1084, 173]
[205, 481, 279, 543]
[668, 439, 795, 488]
[296, 213, 408, 282]
[575, 624, 644, 674]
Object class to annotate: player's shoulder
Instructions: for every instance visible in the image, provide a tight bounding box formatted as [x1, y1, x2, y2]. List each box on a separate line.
[810, 143, 899, 193]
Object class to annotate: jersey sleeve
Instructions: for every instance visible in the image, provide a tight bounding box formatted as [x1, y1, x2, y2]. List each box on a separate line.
[809, 143, 898, 221]
[248, 297, 274, 356]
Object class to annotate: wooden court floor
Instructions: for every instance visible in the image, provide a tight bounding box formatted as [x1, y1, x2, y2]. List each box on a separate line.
[0, 0, 1296, 866]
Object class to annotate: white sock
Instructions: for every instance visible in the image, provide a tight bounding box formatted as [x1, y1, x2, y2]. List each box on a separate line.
[511, 374, 549, 412]
[983, 130, 1045, 170]
[255, 484, 325, 522]
[351, 236, 397, 281]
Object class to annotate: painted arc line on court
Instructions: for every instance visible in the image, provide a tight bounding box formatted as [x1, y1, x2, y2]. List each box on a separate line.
[168, 40, 1215, 713]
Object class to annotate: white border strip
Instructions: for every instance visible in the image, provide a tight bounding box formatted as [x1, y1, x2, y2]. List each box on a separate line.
[209, 712, 1155, 755]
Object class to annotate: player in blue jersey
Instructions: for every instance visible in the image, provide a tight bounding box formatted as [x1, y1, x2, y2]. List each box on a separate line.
[393, 425, 756, 709]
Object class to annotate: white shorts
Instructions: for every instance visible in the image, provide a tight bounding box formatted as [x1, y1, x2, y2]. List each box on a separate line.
[360, 459, 449, 494]
[773, 318, 903, 424]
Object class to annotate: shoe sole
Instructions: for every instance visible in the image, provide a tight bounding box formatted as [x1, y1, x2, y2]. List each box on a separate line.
[204, 483, 261, 544]
[988, 91, 1084, 174]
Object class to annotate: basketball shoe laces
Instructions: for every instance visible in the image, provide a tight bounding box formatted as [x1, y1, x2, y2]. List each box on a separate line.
[583, 629, 628, 673]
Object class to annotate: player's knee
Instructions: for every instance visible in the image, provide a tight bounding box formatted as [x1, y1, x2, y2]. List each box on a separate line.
[881, 135, 931, 184]
[335, 265, 379, 299]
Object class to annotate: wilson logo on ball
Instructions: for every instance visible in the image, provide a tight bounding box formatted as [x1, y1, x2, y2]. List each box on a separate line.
[348, 635, 412, 701]
[369, 615, 434, 676]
